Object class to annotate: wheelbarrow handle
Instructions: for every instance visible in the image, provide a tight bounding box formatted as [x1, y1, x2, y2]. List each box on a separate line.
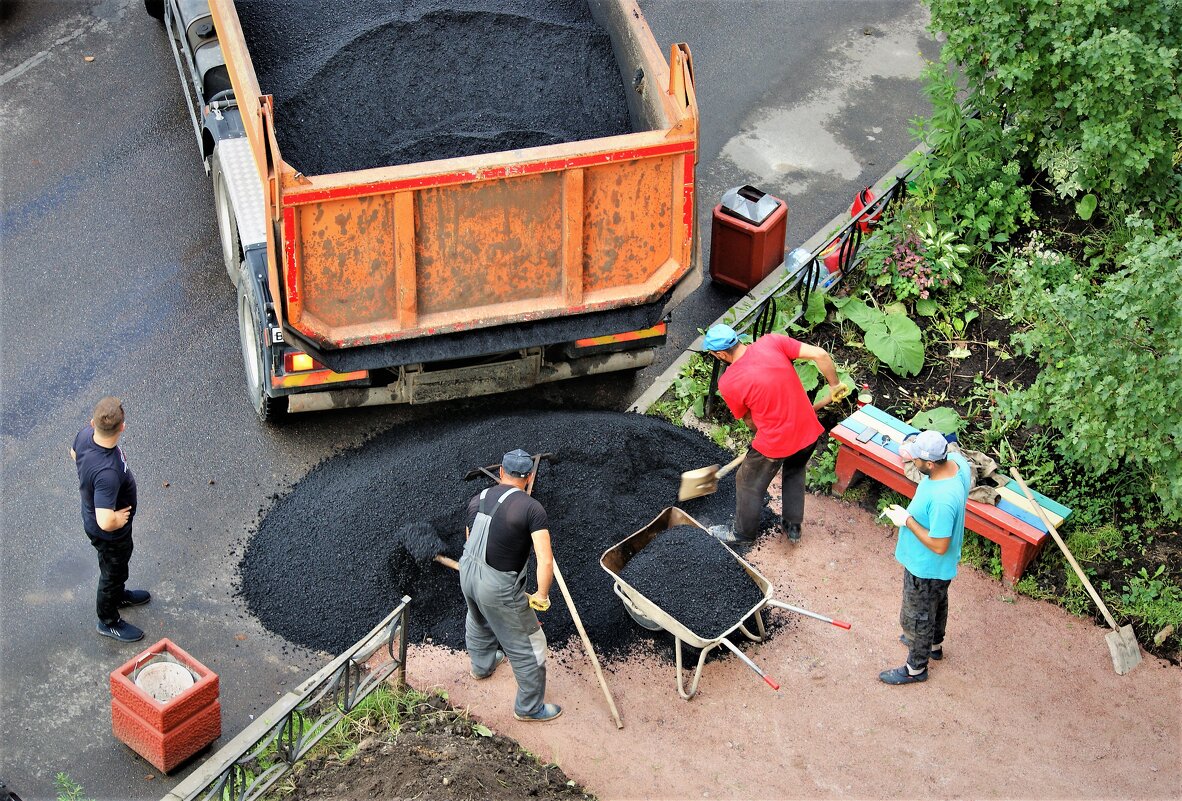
[720, 639, 779, 691]
[767, 600, 851, 629]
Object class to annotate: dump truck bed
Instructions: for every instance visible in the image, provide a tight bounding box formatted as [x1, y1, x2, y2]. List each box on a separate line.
[210, 0, 699, 372]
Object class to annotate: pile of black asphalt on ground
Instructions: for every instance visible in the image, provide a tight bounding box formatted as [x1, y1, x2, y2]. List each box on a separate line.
[236, 0, 633, 176]
[619, 526, 766, 641]
[238, 410, 785, 664]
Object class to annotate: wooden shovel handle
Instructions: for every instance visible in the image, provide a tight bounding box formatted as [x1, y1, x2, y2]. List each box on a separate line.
[1009, 468, 1119, 630]
[552, 560, 624, 729]
[715, 452, 747, 480]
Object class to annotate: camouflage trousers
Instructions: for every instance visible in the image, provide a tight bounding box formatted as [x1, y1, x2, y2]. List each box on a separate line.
[900, 568, 950, 671]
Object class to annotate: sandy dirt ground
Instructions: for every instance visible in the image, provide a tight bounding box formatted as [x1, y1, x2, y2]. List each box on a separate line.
[403, 484, 1181, 800]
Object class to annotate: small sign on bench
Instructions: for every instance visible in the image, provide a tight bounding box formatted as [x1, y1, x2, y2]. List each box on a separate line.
[828, 405, 1071, 584]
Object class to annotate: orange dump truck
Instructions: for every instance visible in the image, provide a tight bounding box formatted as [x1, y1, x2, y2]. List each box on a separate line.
[149, 0, 699, 420]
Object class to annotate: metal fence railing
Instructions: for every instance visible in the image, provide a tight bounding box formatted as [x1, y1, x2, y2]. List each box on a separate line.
[162, 597, 411, 801]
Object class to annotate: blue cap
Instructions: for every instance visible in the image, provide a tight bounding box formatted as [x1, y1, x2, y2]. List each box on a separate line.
[703, 324, 740, 352]
[501, 448, 534, 478]
[899, 430, 949, 461]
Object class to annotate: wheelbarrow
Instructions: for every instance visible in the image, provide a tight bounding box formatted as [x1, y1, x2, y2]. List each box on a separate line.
[600, 507, 850, 700]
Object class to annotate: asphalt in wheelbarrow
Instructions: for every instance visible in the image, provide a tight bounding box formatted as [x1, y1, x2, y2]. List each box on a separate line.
[237, 409, 783, 662]
[618, 525, 767, 641]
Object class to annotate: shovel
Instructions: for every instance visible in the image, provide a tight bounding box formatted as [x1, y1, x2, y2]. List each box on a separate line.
[678, 452, 746, 501]
[1010, 468, 1142, 675]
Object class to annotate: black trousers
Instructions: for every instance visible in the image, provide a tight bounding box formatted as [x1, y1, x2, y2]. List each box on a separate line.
[900, 568, 950, 670]
[733, 438, 818, 540]
[89, 532, 133, 625]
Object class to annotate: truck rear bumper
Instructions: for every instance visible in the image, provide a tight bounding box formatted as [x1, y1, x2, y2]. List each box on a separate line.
[285, 348, 654, 413]
[285, 294, 673, 374]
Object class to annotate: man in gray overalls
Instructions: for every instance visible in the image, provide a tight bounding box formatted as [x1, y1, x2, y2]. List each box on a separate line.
[460, 449, 562, 722]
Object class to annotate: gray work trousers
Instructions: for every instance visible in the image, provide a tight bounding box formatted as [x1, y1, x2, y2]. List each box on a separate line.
[734, 440, 817, 540]
[459, 488, 548, 717]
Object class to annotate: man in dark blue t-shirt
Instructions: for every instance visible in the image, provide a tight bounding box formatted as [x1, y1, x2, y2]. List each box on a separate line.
[71, 397, 150, 643]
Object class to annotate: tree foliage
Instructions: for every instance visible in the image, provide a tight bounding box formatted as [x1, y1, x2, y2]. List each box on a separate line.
[926, 0, 1182, 219]
[1000, 219, 1182, 519]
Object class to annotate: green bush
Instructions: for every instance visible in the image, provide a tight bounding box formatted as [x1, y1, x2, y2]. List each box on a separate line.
[927, 0, 1182, 220]
[907, 61, 1034, 248]
[1000, 218, 1182, 520]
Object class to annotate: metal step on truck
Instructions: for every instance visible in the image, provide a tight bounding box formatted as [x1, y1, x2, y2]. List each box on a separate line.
[148, 0, 700, 421]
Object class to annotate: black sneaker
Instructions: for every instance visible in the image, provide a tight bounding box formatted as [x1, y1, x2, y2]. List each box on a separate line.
[119, 589, 151, 608]
[784, 523, 802, 542]
[899, 634, 942, 660]
[96, 619, 144, 643]
[879, 665, 927, 685]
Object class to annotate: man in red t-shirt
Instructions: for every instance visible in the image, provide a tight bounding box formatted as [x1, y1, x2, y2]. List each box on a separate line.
[703, 324, 846, 544]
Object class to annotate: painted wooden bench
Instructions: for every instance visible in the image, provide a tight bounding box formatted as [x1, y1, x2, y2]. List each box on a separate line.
[829, 405, 1072, 584]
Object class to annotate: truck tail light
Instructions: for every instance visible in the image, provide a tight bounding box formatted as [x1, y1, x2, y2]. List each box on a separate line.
[284, 352, 323, 373]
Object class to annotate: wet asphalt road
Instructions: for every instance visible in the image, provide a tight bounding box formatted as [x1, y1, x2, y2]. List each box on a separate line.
[0, 1, 934, 798]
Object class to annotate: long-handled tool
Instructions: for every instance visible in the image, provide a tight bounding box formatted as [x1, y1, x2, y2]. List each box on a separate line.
[552, 560, 624, 729]
[1010, 468, 1142, 675]
[678, 451, 746, 501]
[389, 521, 458, 572]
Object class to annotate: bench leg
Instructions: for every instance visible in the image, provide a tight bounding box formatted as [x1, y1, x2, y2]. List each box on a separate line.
[832, 445, 860, 494]
[998, 539, 1037, 586]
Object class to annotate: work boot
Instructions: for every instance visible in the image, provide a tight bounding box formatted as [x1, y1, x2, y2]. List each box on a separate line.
[470, 650, 505, 680]
[96, 619, 144, 643]
[514, 703, 563, 722]
[119, 589, 151, 608]
[879, 664, 927, 685]
[899, 634, 942, 660]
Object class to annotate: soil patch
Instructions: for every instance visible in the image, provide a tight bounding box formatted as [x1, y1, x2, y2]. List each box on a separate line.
[238, 410, 777, 661]
[280, 690, 594, 801]
[236, 0, 632, 175]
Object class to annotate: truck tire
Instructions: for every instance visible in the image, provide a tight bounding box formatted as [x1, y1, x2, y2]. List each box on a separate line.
[213, 158, 242, 288]
[237, 277, 287, 422]
[144, 0, 164, 20]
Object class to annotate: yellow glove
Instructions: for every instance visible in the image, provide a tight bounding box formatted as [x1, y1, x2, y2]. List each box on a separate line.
[527, 593, 551, 612]
[829, 383, 852, 402]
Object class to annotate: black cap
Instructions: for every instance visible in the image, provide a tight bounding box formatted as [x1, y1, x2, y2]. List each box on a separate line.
[501, 449, 534, 478]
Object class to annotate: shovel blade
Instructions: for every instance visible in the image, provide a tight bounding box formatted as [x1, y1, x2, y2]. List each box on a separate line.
[1106, 625, 1142, 675]
[678, 465, 720, 501]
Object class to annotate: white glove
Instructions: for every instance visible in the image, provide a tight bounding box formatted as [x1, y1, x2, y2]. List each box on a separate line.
[879, 504, 911, 528]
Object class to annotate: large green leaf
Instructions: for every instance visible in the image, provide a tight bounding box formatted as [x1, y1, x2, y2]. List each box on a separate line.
[831, 296, 879, 331]
[909, 406, 964, 433]
[804, 288, 828, 327]
[864, 313, 925, 376]
[794, 360, 821, 391]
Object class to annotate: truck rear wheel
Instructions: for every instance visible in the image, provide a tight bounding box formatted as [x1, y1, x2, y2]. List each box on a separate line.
[237, 277, 287, 422]
[144, 0, 164, 20]
[213, 158, 242, 288]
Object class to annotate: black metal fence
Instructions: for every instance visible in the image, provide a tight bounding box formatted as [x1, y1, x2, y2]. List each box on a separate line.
[163, 597, 411, 801]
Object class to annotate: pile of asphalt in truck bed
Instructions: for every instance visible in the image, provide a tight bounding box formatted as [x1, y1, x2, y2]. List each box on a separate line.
[619, 525, 766, 641]
[236, 0, 633, 175]
[238, 409, 783, 662]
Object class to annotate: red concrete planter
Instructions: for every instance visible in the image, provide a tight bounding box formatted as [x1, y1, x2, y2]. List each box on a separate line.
[110, 638, 221, 773]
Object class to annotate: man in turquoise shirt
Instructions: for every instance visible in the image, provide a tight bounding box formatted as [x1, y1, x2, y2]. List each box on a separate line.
[878, 430, 971, 685]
